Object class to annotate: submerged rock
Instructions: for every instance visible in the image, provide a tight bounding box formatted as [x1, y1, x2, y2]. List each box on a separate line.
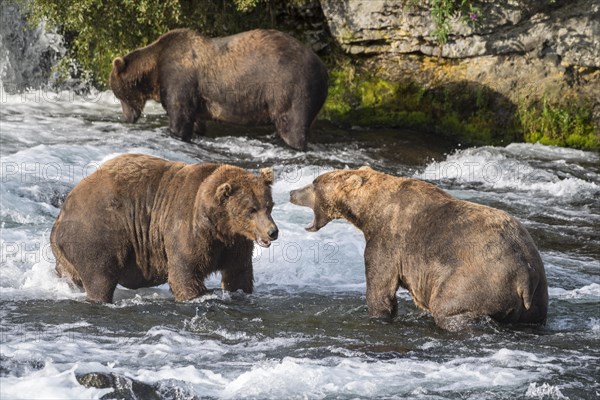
[76, 372, 161, 400]
[76, 372, 201, 400]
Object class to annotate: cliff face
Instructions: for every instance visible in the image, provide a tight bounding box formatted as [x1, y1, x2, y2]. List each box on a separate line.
[317, 0, 599, 147]
[321, 0, 599, 64]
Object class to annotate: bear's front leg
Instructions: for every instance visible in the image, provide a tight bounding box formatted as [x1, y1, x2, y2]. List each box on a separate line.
[365, 244, 400, 321]
[163, 85, 197, 142]
[219, 239, 254, 293]
[193, 114, 206, 136]
[221, 266, 253, 293]
[167, 260, 208, 301]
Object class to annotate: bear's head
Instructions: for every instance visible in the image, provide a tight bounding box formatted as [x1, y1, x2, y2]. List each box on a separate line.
[200, 166, 278, 247]
[289, 166, 374, 231]
[109, 55, 154, 124]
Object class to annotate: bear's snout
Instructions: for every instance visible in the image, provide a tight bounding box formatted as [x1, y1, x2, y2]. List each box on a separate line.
[121, 102, 141, 123]
[268, 226, 279, 240]
[290, 189, 299, 204]
[255, 212, 278, 248]
[290, 184, 328, 232]
[281, 134, 307, 152]
[290, 184, 315, 208]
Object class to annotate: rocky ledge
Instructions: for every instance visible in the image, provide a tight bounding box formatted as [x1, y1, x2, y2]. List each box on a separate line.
[318, 0, 599, 148]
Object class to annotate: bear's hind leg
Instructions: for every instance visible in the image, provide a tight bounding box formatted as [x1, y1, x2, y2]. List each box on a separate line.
[517, 281, 548, 325]
[75, 256, 120, 304]
[52, 227, 119, 302]
[56, 260, 83, 288]
[83, 274, 118, 304]
[77, 252, 122, 303]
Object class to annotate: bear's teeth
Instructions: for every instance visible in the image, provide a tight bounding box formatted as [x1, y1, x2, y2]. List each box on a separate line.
[257, 238, 271, 248]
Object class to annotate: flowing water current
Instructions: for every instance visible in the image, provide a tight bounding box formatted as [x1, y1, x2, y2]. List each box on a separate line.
[0, 92, 599, 399]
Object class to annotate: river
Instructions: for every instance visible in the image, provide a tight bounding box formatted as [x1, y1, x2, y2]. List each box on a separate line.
[0, 89, 598, 399]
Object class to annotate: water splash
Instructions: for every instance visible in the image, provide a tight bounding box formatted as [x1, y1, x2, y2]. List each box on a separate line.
[0, 2, 65, 89]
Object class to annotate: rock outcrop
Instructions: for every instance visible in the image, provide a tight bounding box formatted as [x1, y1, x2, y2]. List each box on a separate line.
[321, 0, 599, 65]
[319, 0, 600, 139]
[0, 2, 65, 90]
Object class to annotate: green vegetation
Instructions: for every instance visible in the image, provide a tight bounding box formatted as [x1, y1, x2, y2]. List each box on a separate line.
[321, 62, 520, 146]
[322, 59, 427, 128]
[321, 62, 598, 150]
[519, 97, 599, 150]
[427, 0, 480, 44]
[23, 0, 280, 87]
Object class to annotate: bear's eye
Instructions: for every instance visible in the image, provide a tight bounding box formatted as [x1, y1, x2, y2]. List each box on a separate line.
[249, 207, 258, 214]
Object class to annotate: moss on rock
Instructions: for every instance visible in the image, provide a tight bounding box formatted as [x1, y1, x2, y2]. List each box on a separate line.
[321, 61, 520, 147]
[320, 55, 599, 150]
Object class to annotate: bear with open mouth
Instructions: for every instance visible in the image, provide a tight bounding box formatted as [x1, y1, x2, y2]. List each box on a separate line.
[290, 166, 548, 331]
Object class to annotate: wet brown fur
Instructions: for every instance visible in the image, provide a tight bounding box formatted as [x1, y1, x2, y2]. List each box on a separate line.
[109, 29, 329, 150]
[50, 154, 277, 303]
[290, 167, 548, 331]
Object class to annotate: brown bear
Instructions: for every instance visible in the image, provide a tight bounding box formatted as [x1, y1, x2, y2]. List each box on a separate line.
[50, 154, 278, 303]
[290, 167, 548, 331]
[109, 28, 329, 151]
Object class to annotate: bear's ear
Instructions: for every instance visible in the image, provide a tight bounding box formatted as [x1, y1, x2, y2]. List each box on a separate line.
[113, 57, 126, 73]
[216, 182, 232, 202]
[345, 174, 363, 189]
[359, 165, 373, 171]
[259, 167, 274, 185]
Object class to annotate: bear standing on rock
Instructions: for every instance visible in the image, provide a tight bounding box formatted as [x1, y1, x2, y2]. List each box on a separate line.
[50, 154, 278, 303]
[290, 167, 548, 331]
[109, 29, 329, 151]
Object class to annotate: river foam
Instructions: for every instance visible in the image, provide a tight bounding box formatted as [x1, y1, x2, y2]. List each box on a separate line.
[0, 317, 569, 400]
[414, 145, 599, 200]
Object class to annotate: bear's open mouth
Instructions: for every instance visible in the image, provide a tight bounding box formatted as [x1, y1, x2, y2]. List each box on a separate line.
[256, 237, 272, 248]
[305, 215, 317, 232]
